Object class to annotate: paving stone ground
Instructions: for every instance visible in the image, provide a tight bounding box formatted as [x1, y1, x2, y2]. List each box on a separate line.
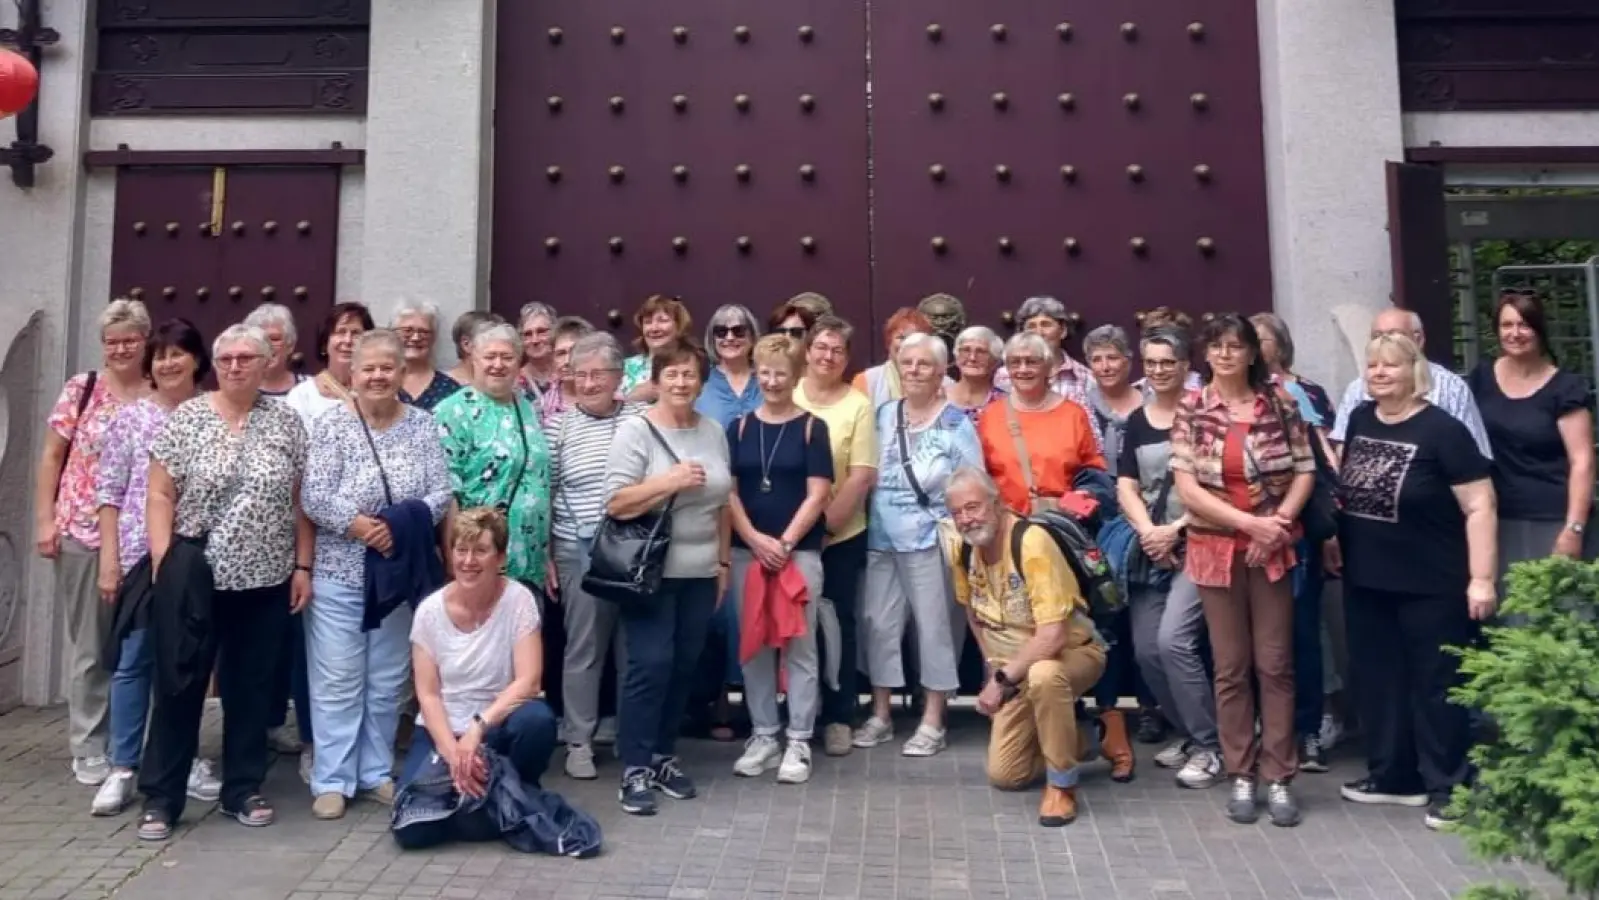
[0, 704, 1561, 900]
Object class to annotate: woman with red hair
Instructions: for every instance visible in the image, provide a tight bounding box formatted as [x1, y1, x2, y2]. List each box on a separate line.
[620, 295, 694, 403]
[851, 308, 937, 411]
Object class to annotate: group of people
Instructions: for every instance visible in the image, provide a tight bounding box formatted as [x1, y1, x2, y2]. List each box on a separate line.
[35, 285, 1590, 840]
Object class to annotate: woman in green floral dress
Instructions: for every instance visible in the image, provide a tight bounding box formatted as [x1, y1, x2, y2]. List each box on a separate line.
[434, 323, 552, 592]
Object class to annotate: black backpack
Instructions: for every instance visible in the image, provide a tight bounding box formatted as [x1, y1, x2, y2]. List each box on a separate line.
[958, 510, 1125, 628]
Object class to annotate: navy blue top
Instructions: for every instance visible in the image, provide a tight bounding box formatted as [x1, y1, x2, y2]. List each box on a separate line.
[727, 412, 834, 552]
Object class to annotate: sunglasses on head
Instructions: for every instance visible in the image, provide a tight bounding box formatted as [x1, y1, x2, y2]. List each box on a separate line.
[712, 325, 750, 339]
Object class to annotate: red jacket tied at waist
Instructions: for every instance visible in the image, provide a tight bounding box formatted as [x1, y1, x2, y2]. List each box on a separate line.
[739, 559, 810, 665]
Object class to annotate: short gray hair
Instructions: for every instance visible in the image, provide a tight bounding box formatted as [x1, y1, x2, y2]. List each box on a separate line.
[243, 302, 297, 345]
[471, 323, 523, 359]
[954, 325, 1003, 361]
[569, 331, 624, 370]
[389, 299, 440, 332]
[100, 298, 152, 338]
[1002, 331, 1052, 363]
[1083, 325, 1131, 358]
[212, 323, 271, 360]
[897, 331, 949, 369]
[1016, 295, 1068, 326]
[1140, 325, 1190, 360]
[518, 302, 557, 330]
[704, 304, 761, 351]
[354, 328, 405, 364]
[451, 310, 504, 360]
[945, 465, 1001, 505]
[1249, 312, 1296, 370]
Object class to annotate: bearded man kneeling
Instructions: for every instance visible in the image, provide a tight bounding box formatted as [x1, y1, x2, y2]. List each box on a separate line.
[942, 466, 1107, 826]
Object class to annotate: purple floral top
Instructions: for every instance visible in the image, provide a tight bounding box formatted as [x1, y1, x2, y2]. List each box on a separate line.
[95, 397, 171, 574]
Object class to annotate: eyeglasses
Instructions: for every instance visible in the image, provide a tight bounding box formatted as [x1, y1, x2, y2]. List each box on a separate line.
[1005, 356, 1046, 370]
[956, 346, 991, 358]
[1143, 359, 1181, 371]
[1210, 342, 1248, 357]
[776, 326, 807, 340]
[102, 337, 144, 351]
[811, 343, 848, 358]
[396, 327, 433, 339]
[712, 325, 750, 340]
[574, 368, 620, 383]
[215, 353, 263, 369]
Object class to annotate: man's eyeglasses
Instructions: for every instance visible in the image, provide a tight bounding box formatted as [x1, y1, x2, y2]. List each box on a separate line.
[712, 325, 750, 340]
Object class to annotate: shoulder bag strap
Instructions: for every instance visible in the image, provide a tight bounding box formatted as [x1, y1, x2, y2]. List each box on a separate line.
[55, 371, 99, 500]
[1004, 397, 1044, 509]
[354, 403, 395, 507]
[504, 398, 531, 510]
[896, 401, 932, 509]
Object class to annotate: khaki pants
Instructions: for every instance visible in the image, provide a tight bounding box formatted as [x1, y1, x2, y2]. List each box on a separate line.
[61, 538, 112, 758]
[1198, 558, 1297, 782]
[987, 646, 1105, 790]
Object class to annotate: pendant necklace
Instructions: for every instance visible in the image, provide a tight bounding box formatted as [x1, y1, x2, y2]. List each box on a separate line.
[758, 418, 791, 493]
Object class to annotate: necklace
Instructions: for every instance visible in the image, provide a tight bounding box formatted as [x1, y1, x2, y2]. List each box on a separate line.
[757, 418, 791, 493]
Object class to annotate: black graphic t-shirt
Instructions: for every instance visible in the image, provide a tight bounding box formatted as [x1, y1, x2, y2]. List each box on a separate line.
[1117, 407, 1182, 524]
[1337, 403, 1491, 596]
[1467, 359, 1591, 521]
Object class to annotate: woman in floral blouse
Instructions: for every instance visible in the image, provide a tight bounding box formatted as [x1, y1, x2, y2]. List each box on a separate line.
[91, 318, 221, 817]
[620, 295, 693, 403]
[301, 329, 453, 820]
[435, 323, 552, 592]
[32, 297, 151, 788]
[1171, 313, 1316, 828]
[139, 324, 314, 840]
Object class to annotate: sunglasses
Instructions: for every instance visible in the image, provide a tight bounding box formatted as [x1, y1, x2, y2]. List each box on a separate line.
[712, 325, 750, 339]
[776, 326, 807, 340]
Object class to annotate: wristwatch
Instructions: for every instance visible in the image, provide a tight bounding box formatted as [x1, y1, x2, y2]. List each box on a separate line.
[471, 713, 486, 731]
[780, 539, 795, 554]
[1567, 521, 1586, 535]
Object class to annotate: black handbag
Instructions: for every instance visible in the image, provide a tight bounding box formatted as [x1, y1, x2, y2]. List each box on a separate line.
[581, 420, 679, 612]
[1268, 391, 1339, 544]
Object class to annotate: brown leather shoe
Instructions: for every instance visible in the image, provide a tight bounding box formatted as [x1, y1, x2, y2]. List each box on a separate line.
[1038, 785, 1077, 827]
[1100, 709, 1136, 782]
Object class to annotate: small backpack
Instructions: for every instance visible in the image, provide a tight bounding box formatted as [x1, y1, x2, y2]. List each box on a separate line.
[959, 509, 1125, 627]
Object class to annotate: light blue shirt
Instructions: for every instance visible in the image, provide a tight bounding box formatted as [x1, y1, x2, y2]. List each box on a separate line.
[695, 366, 762, 430]
[868, 401, 984, 552]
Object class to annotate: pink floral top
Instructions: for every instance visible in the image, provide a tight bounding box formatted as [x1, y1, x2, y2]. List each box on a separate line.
[48, 373, 134, 550]
[95, 398, 171, 574]
[516, 372, 567, 424]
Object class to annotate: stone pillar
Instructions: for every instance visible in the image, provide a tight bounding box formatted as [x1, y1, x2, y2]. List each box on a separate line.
[358, 0, 495, 334]
[0, 0, 94, 706]
[1255, 0, 1407, 391]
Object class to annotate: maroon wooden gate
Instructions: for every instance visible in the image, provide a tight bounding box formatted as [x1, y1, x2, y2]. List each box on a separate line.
[492, 2, 1273, 360]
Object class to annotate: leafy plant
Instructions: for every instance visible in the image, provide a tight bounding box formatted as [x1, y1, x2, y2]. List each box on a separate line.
[1451, 556, 1599, 898]
[1458, 884, 1537, 900]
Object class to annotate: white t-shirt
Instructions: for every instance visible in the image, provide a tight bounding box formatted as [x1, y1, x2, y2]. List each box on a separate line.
[410, 580, 541, 734]
[283, 377, 346, 434]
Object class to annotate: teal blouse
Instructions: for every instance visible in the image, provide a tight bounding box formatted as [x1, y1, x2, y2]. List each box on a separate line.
[433, 387, 551, 584]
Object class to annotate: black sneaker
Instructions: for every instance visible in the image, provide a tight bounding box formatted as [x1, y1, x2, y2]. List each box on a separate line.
[650, 756, 697, 800]
[1340, 777, 1428, 808]
[1226, 776, 1259, 824]
[1266, 781, 1302, 827]
[618, 768, 657, 816]
[1135, 707, 1169, 745]
[1298, 734, 1329, 773]
[1423, 802, 1460, 831]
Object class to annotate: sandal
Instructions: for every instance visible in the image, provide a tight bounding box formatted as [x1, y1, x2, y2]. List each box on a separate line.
[224, 794, 275, 828]
[137, 809, 172, 842]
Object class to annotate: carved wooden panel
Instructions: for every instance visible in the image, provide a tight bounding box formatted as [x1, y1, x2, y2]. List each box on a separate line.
[92, 0, 370, 116]
[1396, 0, 1599, 111]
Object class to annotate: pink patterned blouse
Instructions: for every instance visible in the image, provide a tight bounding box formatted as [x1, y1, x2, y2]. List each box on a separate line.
[48, 373, 135, 550]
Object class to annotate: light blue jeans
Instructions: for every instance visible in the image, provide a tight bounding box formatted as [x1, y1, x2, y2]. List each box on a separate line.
[306, 577, 412, 797]
[108, 628, 153, 769]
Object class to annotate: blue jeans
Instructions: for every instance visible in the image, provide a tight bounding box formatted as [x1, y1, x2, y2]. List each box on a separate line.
[306, 577, 412, 796]
[398, 700, 559, 789]
[1291, 543, 1326, 737]
[109, 628, 154, 769]
[618, 577, 718, 773]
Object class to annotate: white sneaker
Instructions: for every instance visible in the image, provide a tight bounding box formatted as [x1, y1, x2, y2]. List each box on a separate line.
[91, 769, 135, 816]
[733, 735, 783, 777]
[565, 744, 598, 780]
[73, 755, 110, 786]
[776, 741, 812, 784]
[1154, 739, 1191, 769]
[1176, 748, 1224, 789]
[901, 724, 947, 758]
[298, 745, 315, 786]
[850, 716, 894, 749]
[594, 716, 619, 746]
[187, 758, 222, 802]
[1319, 713, 1345, 750]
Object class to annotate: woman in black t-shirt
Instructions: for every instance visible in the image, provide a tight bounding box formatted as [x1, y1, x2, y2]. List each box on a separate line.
[725, 334, 834, 786]
[1466, 291, 1595, 572]
[1324, 333, 1497, 831]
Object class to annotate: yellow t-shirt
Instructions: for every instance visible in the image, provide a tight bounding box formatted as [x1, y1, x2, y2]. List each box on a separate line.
[942, 519, 1094, 665]
[794, 382, 878, 544]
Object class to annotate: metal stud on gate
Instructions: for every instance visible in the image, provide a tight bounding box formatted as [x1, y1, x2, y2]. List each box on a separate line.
[132, 221, 146, 235]
[734, 93, 751, 112]
[1126, 164, 1145, 182]
[547, 27, 563, 45]
[162, 286, 176, 300]
[1197, 237, 1217, 256]
[799, 94, 816, 113]
[228, 285, 244, 300]
[673, 236, 689, 254]
[735, 164, 752, 182]
[926, 23, 942, 42]
[994, 164, 1011, 183]
[129, 287, 145, 300]
[609, 95, 625, 113]
[1121, 22, 1139, 40]
[1193, 163, 1213, 182]
[736, 235, 752, 254]
[1188, 22, 1207, 40]
[545, 237, 560, 254]
[1060, 164, 1078, 183]
[231, 221, 246, 235]
[799, 163, 816, 182]
[1057, 22, 1073, 41]
[261, 285, 276, 298]
[608, 165, 625, 183]
[672, 25, 688, 44]
[546, 165, 562, 183]
[610, 26, 625, 44]
[547, 95, 563, 113]
[928, 92, 945, 110]
[800, 235, 817, 254]
[1057, 93, 1076, 111]
[931, 236, 948, 254]
[734, 25, 751, 43]
[672, 94, 688, 112]
[195, 286, 210, 301]
[672, 164, 689, 182]
[991, 91, 1009, 110]
[166, 222, 179, 235]
[798, 25, 814, 43]
[1190, 92, 1210, 111]
[263, 220, 278, 235]
[997, 236, 1014, 255]
[293, 286, 308, 300]
[609, 236, 624, 254]
[1123, 92, 1142, 111]
[991, 24, 1007, 41]
[1130, 237, 1149, 255]
[929, 163, 946, 182]
[298, 221, 312, 234]
[1063, 237, 1081, 256]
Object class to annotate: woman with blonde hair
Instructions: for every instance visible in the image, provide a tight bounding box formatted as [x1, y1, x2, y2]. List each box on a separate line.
[1325, 333, 1496, 830]
[34, 297, 152, 787]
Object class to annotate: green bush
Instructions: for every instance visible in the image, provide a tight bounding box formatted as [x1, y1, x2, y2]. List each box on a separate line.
[1458, 884, 1537, 900]
[1451, 556, 1599, 898]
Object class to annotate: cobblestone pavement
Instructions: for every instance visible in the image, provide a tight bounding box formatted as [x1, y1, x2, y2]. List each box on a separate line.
[0, 705, 1559, 900]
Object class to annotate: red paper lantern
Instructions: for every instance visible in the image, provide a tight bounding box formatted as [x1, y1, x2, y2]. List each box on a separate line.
[0, 49, 40, 120]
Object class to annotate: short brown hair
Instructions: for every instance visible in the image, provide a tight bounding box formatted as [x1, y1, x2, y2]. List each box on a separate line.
[633, 295, 693, 353]
[450, 506, 509, 554]
[753, 333, 805, 373]
[649, 337, 709, 383]
[1138, 306, 1193, 334]
[808, 313, 853, 348]
[768, 298, 819, 333]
